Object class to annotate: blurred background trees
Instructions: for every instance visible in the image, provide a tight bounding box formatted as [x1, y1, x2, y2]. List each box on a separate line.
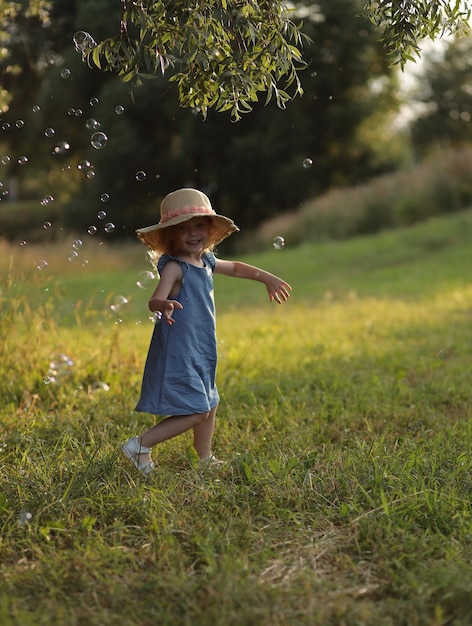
[0, 0, 471, 243]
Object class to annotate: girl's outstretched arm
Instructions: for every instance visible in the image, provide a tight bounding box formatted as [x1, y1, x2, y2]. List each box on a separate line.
[214, 259, 292, 303]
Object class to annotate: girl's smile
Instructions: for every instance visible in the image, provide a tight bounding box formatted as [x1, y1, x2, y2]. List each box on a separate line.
[172, 218, 211, 257]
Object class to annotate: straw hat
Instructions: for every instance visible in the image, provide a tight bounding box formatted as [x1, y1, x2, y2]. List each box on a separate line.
[136, 188, 239, 253]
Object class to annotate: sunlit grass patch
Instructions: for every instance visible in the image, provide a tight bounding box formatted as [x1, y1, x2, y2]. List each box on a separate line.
[1, 211, 472, 625]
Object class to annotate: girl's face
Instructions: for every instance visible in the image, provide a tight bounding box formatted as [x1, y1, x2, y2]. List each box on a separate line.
[171, 217, 211, 256]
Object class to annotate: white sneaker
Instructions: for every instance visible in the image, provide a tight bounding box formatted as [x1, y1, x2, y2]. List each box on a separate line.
[197, 454, 225, 469]
[121, 436, 155, 476]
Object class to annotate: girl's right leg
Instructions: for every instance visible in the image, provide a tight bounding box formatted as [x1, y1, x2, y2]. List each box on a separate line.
[135, 411, 210, 466]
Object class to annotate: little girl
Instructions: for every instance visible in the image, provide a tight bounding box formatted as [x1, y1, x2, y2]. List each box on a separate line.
[122, 188, 291, 475]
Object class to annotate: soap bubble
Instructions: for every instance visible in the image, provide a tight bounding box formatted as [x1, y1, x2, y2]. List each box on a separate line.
[1, 156, 11, 165]
[41, 195, 54, 206]
[43, 221, 52, 229]
[86, 118, 101, 130]
[97, 210, 106, 219]
[136, 270, 156, 289]
[90, 132, 108, 149]
[110, 295, 128, 314]
[18, 156, 29, 165]
[72, 239, 83, 249]
[86, 170, 96, 179]
[87, 225, 97, 235]
[77, 159, 92, 171]
[68, 251, 79, 261]
[60, 68, 71, 79]
[89, 97, 99, 106]
[100, 193, 109, 203]
[47, 353, 74, 383]
[91, 381, 110, 392]
[115, 105, 125, 115]
[73, 31, 97, 52]
[1, 123, 10, 131]
[67, 108, 75, 116]
[303, 158, 313, 169]
[15, 120, 25, 128]
[53, 140, 71, 155]
[135, 170, 146, 181]
[44, 128, 56, 138]
[273, 236, 285, 250]
[61, 164, 71, 172]
[37, 260, 48, 270]
[17, 511, 32, 526]
[104, 222, 115, 233]
[32, 105, 41, 113]
[75, 109, 83, 117]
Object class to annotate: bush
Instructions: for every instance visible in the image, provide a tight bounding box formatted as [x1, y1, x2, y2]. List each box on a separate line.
[251, 146, 472, 248]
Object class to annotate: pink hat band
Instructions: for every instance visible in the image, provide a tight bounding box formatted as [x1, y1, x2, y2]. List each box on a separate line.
[160, 205, 215, 223]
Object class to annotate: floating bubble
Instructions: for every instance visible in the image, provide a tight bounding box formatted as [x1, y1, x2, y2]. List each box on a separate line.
[1, 190, 8, 199]
[89, 97, 99, 107]
[115, 105, 125, 115]
[41, 195, 54, 206]
[151, 311, 162, 324]
[87, 225, 97, 235]
[43, 221, 52, 229]
[15, 120, 25, 128]
[90, 131, 108, 149]
[77, 159, 92, 171]
[97, 210, 106, 219]
[61, 164, 71, 171]
[18, 156, 29, 165]
[136, 270, 156, 289]
[44, 128, 55, 138]
[104, 222, 115, 233]
[68, 250, 79, 261]
[135, 170, 147, 181]
[1, 123, 10, 131]
[273, 236, 285, 250]
[303, 158, 313, 169]
[86, 118, 101, 130]
[20, 240, 27, 246]
[37, 260, 48, 270]
[1, 156, 11, 165]
[82, 259, 89, 267]
[75, 109, 83, 117]
[100, 193, 109, 203]
[110, 295, 128, 314]
[53, 140, 70, 155]
[86, 170, 96, 179]
[32, 105, 41, 113]
[60, 68, 71, 79]
[91, 381, 110, 392]
[73, 31, 97, 52]
[67, 108, 75, 116]
[17, 511, 32, 526]
[48, 353, 74, 383]
[72, 239, 83, 249]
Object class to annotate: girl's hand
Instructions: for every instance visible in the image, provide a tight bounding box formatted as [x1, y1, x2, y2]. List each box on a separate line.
[266, 277, 292, 304]
[163, 300, 183, 324]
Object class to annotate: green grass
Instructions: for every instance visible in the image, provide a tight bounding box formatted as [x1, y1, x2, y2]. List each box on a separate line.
[1, 210, 472, 625]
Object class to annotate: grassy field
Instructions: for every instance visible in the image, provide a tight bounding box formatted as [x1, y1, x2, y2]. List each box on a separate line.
[1, 210, 472, 625]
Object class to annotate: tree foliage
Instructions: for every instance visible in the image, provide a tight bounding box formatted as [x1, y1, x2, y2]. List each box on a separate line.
[409, 37, 472, 155]
[78, 0, 308, 120]
[363, 0, 471, 68]
[1, 1, 471, 118]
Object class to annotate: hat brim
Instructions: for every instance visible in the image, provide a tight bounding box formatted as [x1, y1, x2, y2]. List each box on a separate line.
[136, 213, 239, 253]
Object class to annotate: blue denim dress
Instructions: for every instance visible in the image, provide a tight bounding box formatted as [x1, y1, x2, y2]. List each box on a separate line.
[135, 252, 219, 416]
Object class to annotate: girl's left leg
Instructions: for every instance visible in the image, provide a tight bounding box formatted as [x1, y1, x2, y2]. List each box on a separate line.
[193, 404, 218, 459]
